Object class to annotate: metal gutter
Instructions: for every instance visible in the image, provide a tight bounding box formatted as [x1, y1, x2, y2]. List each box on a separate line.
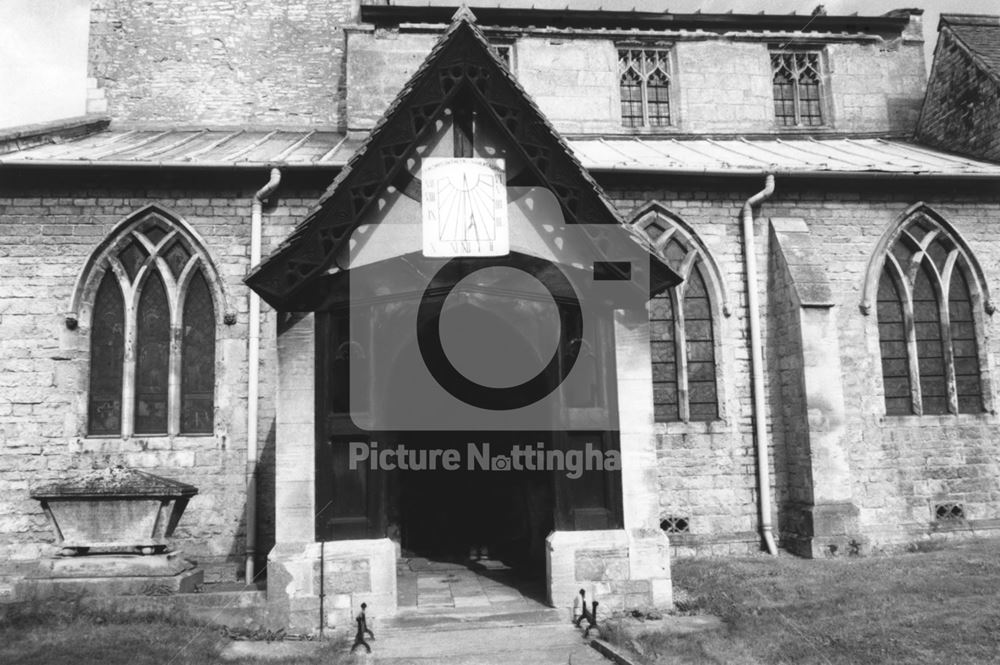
[360, 5, 911, 36]
[0, 159, 344, 169]
[581, 165, 1000, 179]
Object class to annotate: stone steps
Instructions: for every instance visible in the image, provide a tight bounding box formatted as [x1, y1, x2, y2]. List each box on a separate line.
[381, 605, 566, 633]
[361, 601, 611, 665]
[364, 621, 609, 664]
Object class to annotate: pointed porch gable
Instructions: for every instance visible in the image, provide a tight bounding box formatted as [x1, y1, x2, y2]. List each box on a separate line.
[246, 7, 672, 309]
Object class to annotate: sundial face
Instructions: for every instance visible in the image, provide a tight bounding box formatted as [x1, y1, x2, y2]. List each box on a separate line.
[422, 157, 509, 257]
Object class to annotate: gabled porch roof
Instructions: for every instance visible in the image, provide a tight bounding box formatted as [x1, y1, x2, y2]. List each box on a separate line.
[243, 7, 673, 310]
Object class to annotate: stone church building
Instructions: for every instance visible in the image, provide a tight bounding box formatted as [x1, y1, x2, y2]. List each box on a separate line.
[2, 2, 1000, 629]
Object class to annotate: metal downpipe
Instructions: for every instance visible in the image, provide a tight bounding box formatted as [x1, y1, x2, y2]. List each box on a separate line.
[246, 167, 281, 583]
[741, 174, 778, 556]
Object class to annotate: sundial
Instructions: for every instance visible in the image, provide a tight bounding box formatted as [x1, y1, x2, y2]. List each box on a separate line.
[422, 157, 509, 257]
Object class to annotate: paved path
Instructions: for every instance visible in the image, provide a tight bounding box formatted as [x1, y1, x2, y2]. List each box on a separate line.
[354, 559, 611, 664]
[221, 559, 613, 664]
[354, 609, 609, 664]
[397, 557, 547, 610]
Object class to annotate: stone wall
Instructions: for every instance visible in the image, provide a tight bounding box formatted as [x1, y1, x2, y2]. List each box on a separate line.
[762, 182, 1000, 550]
[0, 168, 330, 581]
[87, 0, 358, 127]
[826, 39, 927, 134]
[917, 26, 1000, 162]
[3, 167, 998, 574]
[605, 175, 1000, 556]
[346, 30, 436, 133]
[610, 183, 762, 556]
[343, 27, 925, 135]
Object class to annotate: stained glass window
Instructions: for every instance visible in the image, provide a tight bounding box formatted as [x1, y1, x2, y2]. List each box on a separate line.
[639, 210, 721, 423]
[620, 68, 644, 128]
[88, 271, 125, 435]
[684, 266, 718, 421]
[876, 213, 986, 415]
[877, 268, 912, 415]
[949, 270, 983, 414]
[165, 241, 192, 279]
[650, 291, 679, 421]
[618, 48, 671, 128]
[84, 211, 218, 437]
[134, 272, 170, 434]
[913, 264, 948, 415]
[181, 272, 215, 433]
[771, 51, 824, 127]
[117, 240, 147, 282]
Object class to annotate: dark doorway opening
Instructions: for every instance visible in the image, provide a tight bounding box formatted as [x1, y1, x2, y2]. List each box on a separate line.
[388, 432, 554, 609]
[392, 432, 554, 571]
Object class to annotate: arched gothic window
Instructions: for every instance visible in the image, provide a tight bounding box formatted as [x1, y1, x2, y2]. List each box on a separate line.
[863, 205, 992, 416]
[74, 207, 224, 437]
[632, 204, 730, 423]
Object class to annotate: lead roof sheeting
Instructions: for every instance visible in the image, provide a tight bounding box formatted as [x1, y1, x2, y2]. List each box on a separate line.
[3, 129, 1000, 176]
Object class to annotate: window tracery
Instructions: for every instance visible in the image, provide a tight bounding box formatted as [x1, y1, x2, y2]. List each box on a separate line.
[866, 205, 990, 416]
[632, 204, 729, 422]
[75, 207, 224, 436]
[618, 48, 672, 128]
[771, 51, 825, 127]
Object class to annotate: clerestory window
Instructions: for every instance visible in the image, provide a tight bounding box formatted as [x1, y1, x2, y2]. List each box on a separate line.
[83, 208, 221, 436]
[618, 48, 672, 128]
[770, 50, 825, 127]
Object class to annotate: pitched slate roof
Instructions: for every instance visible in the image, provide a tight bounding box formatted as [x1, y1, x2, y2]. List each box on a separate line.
[941, 14, 1000, 80]
[244, 6, 663, 309]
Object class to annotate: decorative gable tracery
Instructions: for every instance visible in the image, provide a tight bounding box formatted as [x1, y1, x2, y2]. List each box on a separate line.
[246, 8, 653, 309]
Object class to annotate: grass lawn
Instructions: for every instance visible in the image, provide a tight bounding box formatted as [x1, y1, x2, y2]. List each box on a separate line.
[610, 537, 1000, 665]
[0, 602, 350, 665]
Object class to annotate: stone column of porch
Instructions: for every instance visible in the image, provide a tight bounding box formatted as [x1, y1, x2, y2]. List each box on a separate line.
[265, 313, 396, 632]
[546, 308, 672, 613]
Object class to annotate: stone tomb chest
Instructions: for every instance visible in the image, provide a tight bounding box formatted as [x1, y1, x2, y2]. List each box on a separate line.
[31, 466, 197, 555]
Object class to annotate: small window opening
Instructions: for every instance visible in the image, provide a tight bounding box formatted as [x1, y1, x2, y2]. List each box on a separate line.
[935, 503, 965, 521]
[661, 516, 690, 534]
